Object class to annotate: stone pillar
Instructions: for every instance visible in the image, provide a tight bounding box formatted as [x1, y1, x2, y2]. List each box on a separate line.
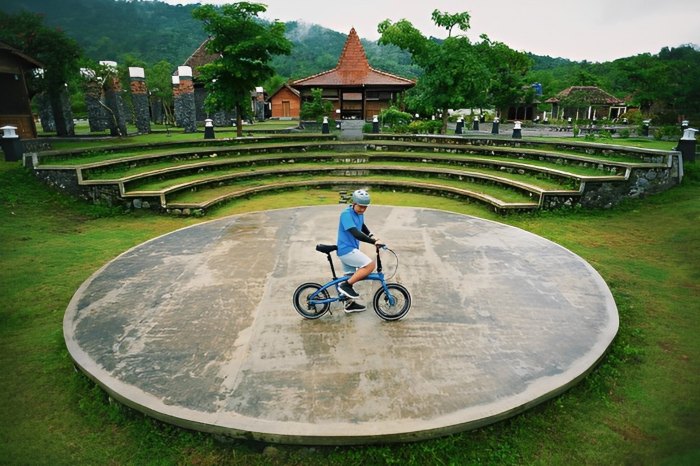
[492, 117, 500, 135]
[52, 84, 75, 137]
[472, 115, 479, 131]
[642, 119, 651, 137]
[174, 66, 196, 133]
[254, 86, 266, 121]
[171, 75, 181, 127]
[675, 127, 697, 163]
[100, 61, 128, 136]
[36, 92, 55, 132]
[455, 117, 463, 135]
[512, 120, 522, 139]
[150, 96, 164, 125]
[80, 68, 109, 132]
[129, 67, 151, 134]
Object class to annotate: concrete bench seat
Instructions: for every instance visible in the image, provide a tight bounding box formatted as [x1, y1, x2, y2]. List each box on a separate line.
[164, 178, 541, 216]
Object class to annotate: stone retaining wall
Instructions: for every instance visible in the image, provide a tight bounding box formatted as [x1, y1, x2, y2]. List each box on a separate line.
[25, 137, 684, 214]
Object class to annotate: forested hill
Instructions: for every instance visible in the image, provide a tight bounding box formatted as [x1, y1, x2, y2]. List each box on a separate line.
[0, 0, 421, 79]
[4, 0, 699, 118]
[1, 0, 206, 65]
[0, 0, 630, 81]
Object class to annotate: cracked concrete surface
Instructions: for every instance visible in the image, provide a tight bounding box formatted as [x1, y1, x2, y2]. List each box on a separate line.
[64, 206, 618, 444]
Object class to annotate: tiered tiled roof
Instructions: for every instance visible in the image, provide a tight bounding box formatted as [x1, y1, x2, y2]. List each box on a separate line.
[546, 86, 624, 105]
[181, 39, 219, 79]
[292, 28, 414, 88]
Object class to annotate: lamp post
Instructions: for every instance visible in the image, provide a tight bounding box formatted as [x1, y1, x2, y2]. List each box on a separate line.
[0, 125, 23, 162]
[204, 118, 215, 139]
[675, 127, 697, 163]
[512, 120, 522, 139]
[455, 117, 463, 135]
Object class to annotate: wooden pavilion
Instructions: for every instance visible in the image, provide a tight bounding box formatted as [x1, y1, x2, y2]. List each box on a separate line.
[546, 86, 627, 121]
[270, 28, 415, 120]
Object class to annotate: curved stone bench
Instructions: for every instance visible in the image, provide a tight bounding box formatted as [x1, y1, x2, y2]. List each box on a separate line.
[123, 165, 546, 208]
[29, 135, 683, 215]
[364, 133, 677, 164]
[100, 152, 597, 192]
[164, 179, 540, 216]
[29, 133, 339, 165]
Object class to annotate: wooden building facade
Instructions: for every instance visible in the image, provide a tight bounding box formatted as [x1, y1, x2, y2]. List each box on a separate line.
[269, 83, 301, 118]
[0, 42, 42, 139]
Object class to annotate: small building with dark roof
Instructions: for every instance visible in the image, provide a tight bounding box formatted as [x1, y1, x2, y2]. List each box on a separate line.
[546, 86, 627, 121]
[0, 41, 43, 139]
[272, 28, 415, 120]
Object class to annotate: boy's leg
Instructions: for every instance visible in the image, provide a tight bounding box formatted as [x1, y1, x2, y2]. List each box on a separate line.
[338, 249, 373, 284]
[347, 261, 375, 285]
[338, 249, 373, 299]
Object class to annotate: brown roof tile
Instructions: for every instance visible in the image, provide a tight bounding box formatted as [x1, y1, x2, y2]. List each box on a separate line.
[182, 39, 220, 79]
[292, 28, 414, 88]
[545, 86, 624, 105]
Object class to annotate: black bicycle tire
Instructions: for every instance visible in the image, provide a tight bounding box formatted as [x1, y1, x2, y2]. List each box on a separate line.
[293, 282, 331, 319]
[373, 283, 411, 321]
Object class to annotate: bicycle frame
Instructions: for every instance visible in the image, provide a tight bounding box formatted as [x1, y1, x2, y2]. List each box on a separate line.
[309, 246, 397, 307]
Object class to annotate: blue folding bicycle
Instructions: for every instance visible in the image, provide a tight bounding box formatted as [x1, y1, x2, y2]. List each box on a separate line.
[293, 244, 411, 321]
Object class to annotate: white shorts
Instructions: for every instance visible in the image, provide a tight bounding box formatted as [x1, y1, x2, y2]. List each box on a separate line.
[338, 249, 372, 274]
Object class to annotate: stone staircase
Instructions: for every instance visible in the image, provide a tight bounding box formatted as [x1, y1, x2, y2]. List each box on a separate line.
[27, 133, 683, 216]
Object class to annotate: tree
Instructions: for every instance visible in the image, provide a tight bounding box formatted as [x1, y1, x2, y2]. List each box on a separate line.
[378, 10, 490, 133]
[0, 10, 82, 136]
[147, 60, 176, 125]
[192, 2, 291, 137]
[300, 88, 333, 122]
[476, 37, 532, 118]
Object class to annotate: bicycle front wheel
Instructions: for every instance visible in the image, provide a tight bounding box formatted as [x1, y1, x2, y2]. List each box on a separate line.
[293, 282, 331, 319]
[373, 283, 411, 321]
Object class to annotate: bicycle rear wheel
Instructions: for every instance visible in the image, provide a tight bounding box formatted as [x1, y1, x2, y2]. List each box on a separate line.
[293, 282, 331, 319]
[373, 283, 411, 321]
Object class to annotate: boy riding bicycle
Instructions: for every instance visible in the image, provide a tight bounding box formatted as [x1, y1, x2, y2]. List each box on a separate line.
[336, 189, 384, 313]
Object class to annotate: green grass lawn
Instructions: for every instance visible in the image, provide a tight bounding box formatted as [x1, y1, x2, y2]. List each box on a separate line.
[1, 146, 698, 464]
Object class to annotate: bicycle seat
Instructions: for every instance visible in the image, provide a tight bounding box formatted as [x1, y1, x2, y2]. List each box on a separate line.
[316, 244, 338, 254]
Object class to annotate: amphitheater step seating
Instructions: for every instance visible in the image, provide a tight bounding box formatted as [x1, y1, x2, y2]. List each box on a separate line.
[30, 133, 681, 216]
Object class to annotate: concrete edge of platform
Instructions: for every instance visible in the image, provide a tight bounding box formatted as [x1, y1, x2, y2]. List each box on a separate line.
[65, 303, 618, 446]
[62, 206, 620, 445]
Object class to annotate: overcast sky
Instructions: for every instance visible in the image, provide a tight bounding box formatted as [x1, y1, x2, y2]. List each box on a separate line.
[160, 0, 700, 62]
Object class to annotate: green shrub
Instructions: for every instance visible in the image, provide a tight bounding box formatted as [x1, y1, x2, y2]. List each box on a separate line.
[379, 107, 413, 129]
[300, 88, 333, 123]
[408, 120, 442, 134]
[653, 125, 681, 141]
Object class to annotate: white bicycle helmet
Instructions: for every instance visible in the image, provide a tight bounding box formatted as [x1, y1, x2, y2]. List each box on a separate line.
[351, 189, 371, 206]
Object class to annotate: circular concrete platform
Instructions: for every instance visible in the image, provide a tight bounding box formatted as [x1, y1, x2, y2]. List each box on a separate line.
[64, 206, 618, 445]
